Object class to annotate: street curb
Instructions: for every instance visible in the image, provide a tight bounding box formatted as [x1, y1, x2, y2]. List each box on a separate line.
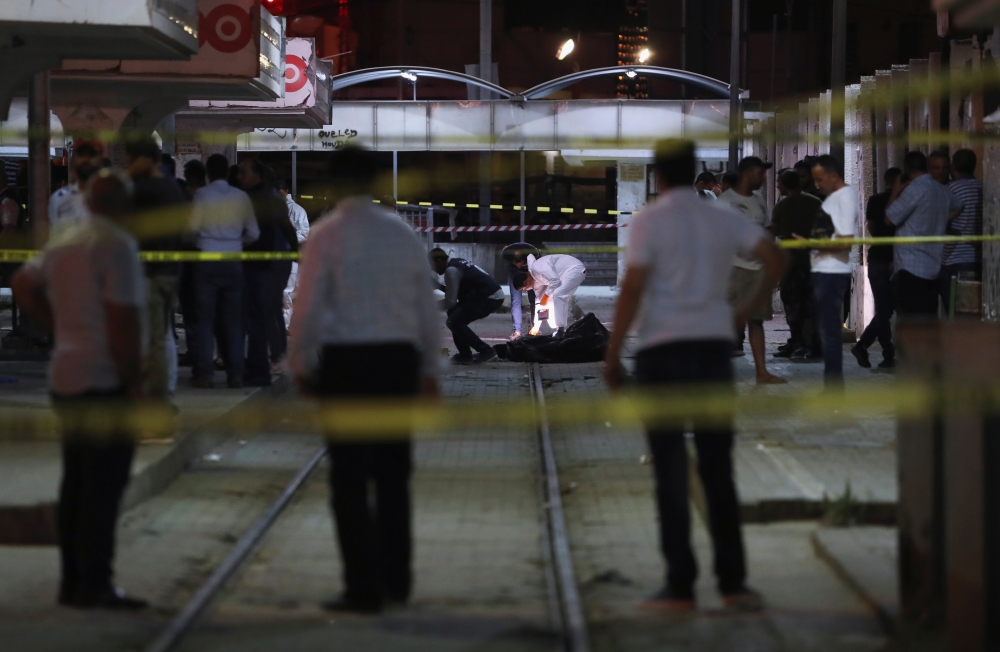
[0, 374, 294, 545]
[686, 445, 896, 525]
[809, 528, 897, 634]
[121, 374, 294, 513]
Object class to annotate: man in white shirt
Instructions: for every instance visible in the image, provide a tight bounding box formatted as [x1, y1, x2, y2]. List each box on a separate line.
[604, 139, 786, 611]
[48, 140, 103, 237]
[188, 154, 259, 388]
[277, 179, 309, 329]
[807, 155, 859, 386]
[719, 156, 785, 384]
[517, 253, 587, 337]
[13, 169, 148, 610]
[289, 148, 440, 614]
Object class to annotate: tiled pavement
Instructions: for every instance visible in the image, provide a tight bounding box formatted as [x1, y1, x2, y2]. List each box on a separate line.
[0, 289, 899, 651]
[177, 363, 555, 651]
[540, 363, 888, 652]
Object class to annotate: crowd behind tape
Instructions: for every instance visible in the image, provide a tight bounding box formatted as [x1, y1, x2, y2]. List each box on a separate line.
[0, 233, 997, 263]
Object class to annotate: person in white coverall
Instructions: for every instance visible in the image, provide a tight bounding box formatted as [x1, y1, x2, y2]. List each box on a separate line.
[517, 254, 586, 336]
[278, 180, 310, 328]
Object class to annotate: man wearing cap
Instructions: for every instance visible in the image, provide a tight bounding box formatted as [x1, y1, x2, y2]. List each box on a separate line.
[500, 242, 538, 339]
[49, 140, 104, 237]
[429, 249, 504, 364]
[719, 157, 785, 384]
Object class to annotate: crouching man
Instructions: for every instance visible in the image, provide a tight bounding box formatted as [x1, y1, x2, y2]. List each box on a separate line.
[289, 148, 441, 613]
[429, 248, 504, 364]
[516, 253, 586, 337]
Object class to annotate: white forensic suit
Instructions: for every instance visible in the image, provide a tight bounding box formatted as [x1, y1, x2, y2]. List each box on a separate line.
[283, 194, 311, 328]
[527, 254, 586, 333]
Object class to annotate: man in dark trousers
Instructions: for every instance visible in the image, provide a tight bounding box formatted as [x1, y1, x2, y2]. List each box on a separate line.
[124, 137, 187, 402]
[289, 147, 440, 613]
[851, 168, 902, 369]
[429, 248, 505, 364]
[771, 169, 821, 359]
[886, 151, 963, 317]
[501, 242, 538, 339]
[604, 139, 786, 611]
[189, 154, 259, 388]
[13, 170, 148, 609]
[239, 159, 296, 386]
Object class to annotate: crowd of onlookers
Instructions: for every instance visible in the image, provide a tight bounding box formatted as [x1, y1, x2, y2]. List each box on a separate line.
[689, 148, 982, 385]
[22, 138, 311, 399]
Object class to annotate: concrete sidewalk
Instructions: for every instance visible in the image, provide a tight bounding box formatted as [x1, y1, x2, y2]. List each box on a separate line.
[0, 361, 289, 544]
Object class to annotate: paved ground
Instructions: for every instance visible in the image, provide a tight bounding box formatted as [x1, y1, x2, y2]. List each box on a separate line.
[0, 288, 900, 651]
[541, 362, 888, 652]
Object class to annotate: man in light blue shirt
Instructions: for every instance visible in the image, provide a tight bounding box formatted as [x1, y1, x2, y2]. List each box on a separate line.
[886, 151, 962, 317]
[188, 154, 259, 387]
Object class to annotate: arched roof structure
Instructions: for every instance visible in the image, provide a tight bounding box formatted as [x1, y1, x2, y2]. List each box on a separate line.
[329, 66, 737, 101]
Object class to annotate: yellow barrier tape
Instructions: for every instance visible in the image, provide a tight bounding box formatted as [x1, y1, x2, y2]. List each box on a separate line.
[0, 234, 993, 263]
[0, 380, 995, 442]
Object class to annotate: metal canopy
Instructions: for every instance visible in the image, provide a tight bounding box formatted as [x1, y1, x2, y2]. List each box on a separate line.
[331, 66, 514, 99]
[520, 66, 736, 100]
[329, 65, 736, 101]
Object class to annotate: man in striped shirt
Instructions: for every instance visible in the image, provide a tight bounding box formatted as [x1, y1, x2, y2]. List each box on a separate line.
[941, 149, 982, 312]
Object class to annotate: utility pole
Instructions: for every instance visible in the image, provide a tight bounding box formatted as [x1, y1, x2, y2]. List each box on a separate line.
[478, 0, 492, 229]
[728, 0, 740, 171]
[831, 0, 846, 166]
[28, 71, 50, 247]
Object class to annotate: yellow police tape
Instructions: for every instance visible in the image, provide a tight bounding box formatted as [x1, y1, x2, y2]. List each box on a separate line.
[0, 234, 993, 263]
[1, 380, 994, 442]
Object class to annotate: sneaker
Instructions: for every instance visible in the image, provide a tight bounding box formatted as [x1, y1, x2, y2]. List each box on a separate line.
[772, 348, 795, 359]
[731, 348, 746, 358]
[553, 328, 566, 339]
[450, 353, 474, 365]
[721, 586, 765, 611]
[850, 344, 871, 368]
[509, 331, 522, 341]
[638, 586, 695, 612]
[878, 358, 896, 369]
[472, 350, 499, 364]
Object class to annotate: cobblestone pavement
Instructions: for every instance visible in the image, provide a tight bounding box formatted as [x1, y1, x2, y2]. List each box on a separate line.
[0, 420, 321, 651]
[176, 362, 555, 652]
[0, 289, 900, 652]
[478, 293, 897, 512]
[540, 363, 888, 652]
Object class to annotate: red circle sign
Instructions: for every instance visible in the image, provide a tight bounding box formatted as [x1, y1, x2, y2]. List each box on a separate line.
[285, 55, 307, 93]
[202, 5, 252, 54]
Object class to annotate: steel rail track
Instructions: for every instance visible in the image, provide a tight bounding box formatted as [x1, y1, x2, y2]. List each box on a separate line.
[143, 445, 327, 652]
[531, 362, 591, 652]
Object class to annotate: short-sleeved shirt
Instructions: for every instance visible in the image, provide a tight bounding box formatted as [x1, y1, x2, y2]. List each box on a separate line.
[944, 176, 982, 266]
[21, 217, 147, 396]
[626, 188, 764, 350]
[811, 185, 859, 275]
[719, 189, 768, 270]
[886, 174, 963, 279]
[772, 193, 821, 269]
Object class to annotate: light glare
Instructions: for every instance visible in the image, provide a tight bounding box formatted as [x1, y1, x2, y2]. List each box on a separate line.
[637, 48, 651, 63]
[556, 39, 575, 60]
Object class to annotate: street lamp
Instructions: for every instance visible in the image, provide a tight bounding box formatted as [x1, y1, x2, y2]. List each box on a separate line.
[556, 39, 575, 60]
[637, 48, 651, 63]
